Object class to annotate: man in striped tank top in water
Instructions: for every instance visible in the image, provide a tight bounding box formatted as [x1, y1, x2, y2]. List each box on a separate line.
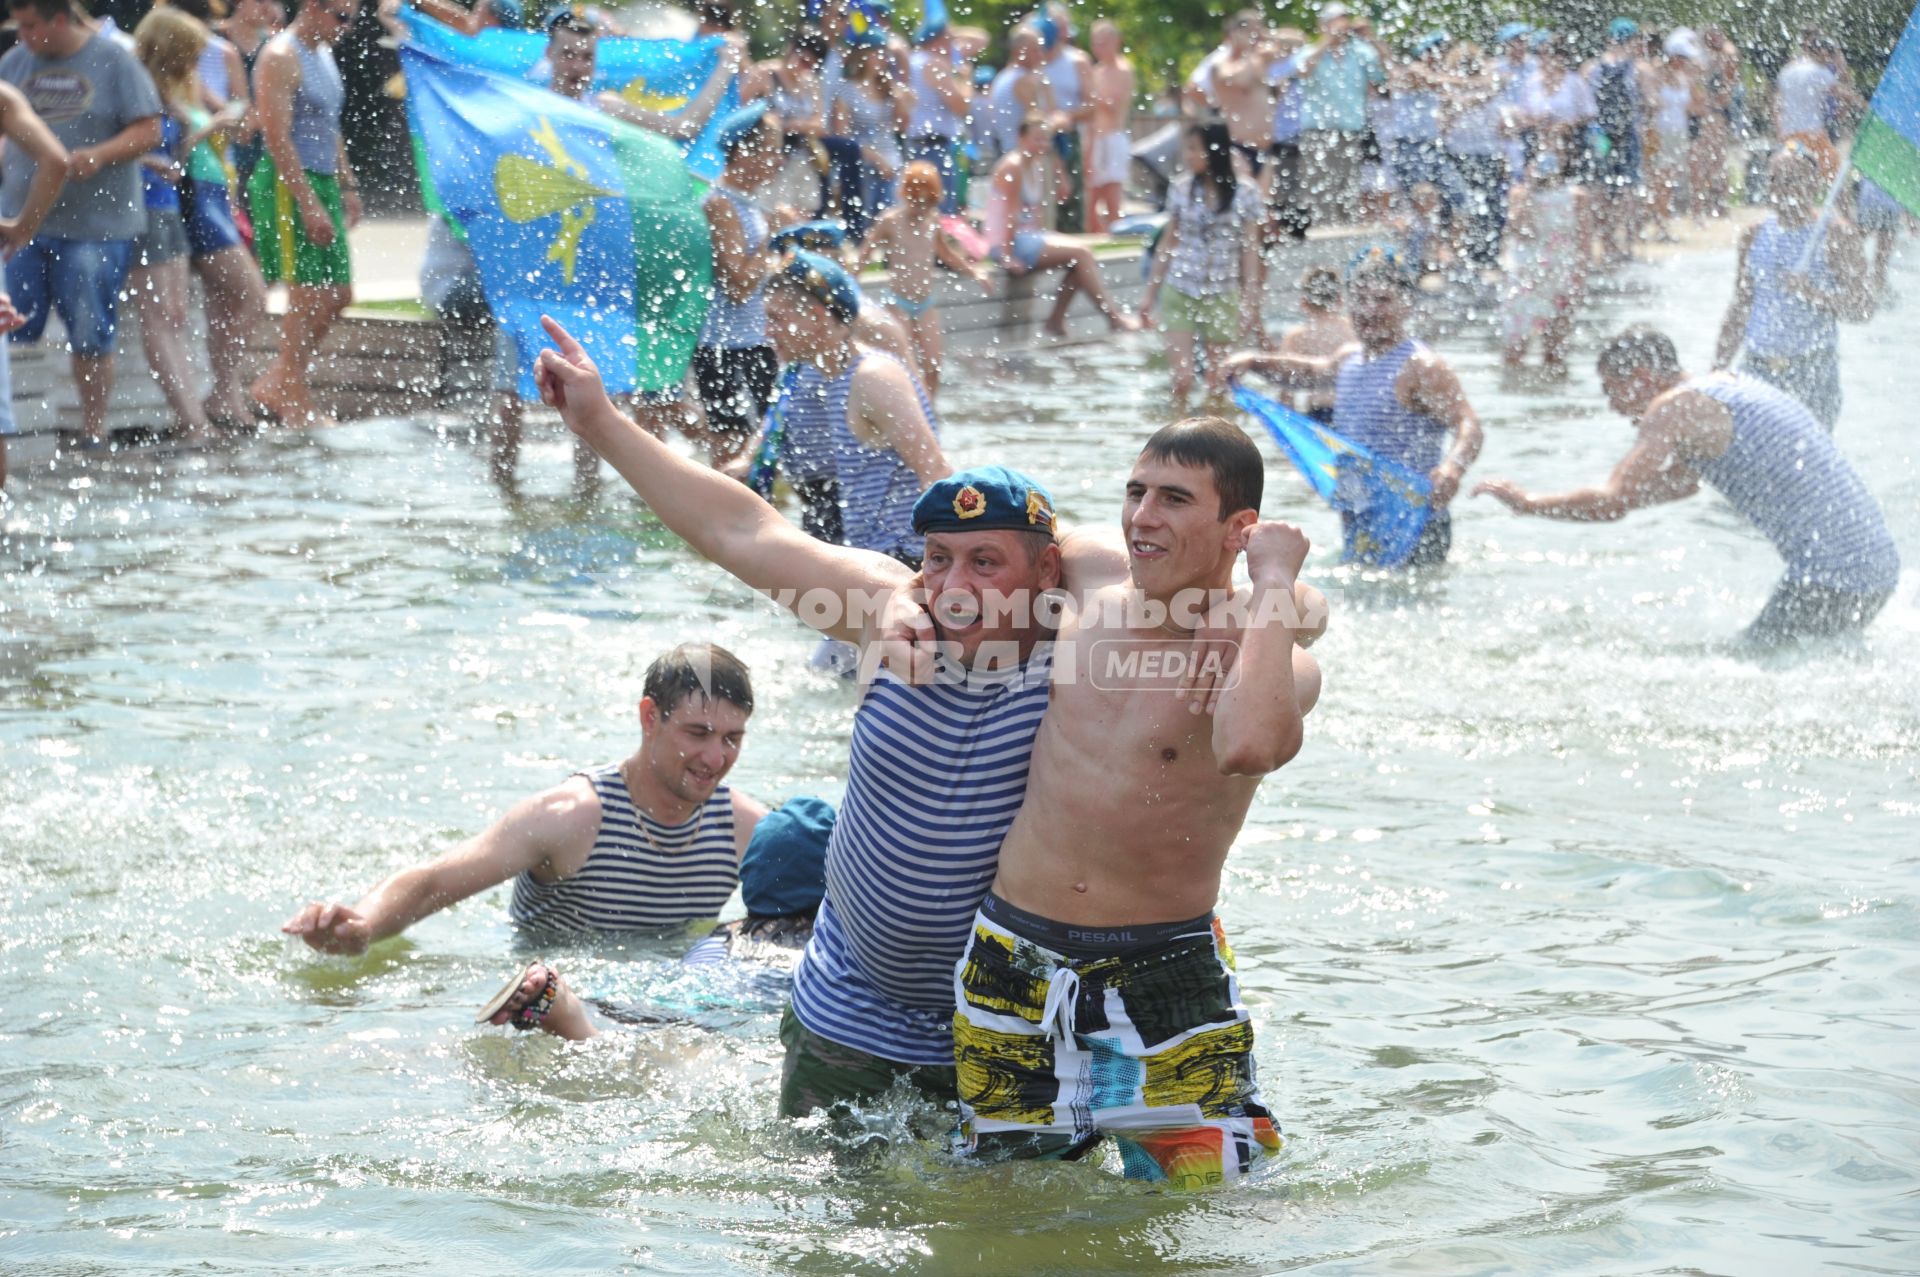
[281, 645, 766, 953]
[1220, 246, 1484, 567]
[948, 418, 1325, 1189]
[1474, 326, 1900, 647]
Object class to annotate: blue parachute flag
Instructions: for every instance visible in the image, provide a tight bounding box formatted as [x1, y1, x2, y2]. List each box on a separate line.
[403, 44, 712, 400]
[1234, 385, 1433, 567]
[402, 8, 737, 179]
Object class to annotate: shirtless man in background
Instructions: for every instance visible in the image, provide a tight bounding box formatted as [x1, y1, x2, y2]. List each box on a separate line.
[1082, 18, 1134, 234]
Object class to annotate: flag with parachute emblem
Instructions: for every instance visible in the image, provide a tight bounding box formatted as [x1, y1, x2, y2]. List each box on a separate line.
[402, 7, 738, 178]
[1852, 1, 1920, 214]
[1233, 385, 1433, 567]
[402, 45, 711, 399]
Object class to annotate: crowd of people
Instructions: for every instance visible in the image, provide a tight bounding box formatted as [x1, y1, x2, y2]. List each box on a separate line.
[88, 0, 1879, 1193]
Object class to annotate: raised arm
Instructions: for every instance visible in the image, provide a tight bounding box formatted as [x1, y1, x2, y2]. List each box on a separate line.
[534, 316, 912, 642]
[706, 191, 770, 304]
[281, 779, 599, 954]
[1212, 522, 1310, 776]
[601, 37, 744, 140]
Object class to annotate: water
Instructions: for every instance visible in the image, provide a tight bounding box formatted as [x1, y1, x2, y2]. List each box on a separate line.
[4, 243, 1918, 1275]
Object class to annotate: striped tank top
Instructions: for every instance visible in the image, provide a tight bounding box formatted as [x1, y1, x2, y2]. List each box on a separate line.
[787, 646, 1055, 1065]
[1743, 217, 1837, 359]
[508, 762, 739, 931]
[1334, 339, 1448, 475]
[1688, 374, 1899, 592]
[282, 33, 344, 175]
[697, 185, 770, 350]
[802, 351, 937, 560]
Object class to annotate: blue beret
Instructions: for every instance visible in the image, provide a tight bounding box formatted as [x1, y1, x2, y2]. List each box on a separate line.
[974, 63, 997, 87]
[776, 249, 860, 322]
[844, 25, 887, 48]
[1347, 242, 1410, 284]
[1608, 16, 1640, 41]
[912, 465, 1056, 536]
[740, 797, 833, 917]
[914, 18, 947, 45]
[1411, 30, 1449, 57]
[715, 99, 773, 157]
[1033, 13, 1060, 48]
[1493, 21, 1530, 43]
[769, 219, 846, 253]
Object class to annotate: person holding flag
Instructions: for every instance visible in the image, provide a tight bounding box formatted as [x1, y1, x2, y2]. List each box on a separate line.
[415, 7, 606, 491]
[1712, 142, 1872, 431]
[1219, 246, 1482, 568]
[595, 0, 744, 148]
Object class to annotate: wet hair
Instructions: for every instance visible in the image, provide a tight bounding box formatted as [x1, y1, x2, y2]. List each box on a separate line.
[899, 160, 942, 208]
[547, 10, 594, 39]
[1016, 111, 1047, 140]
[643, 643, 755, 718]
[1138, 417, 1264, 519]
[1300, 265, 1341, 309]
[1596, 325, 1681, 379]
[166, 0, 227, 23]
[1188, 120, 1237, 215]
[8, 0, 79, 19]
[695, 0, 734, 30]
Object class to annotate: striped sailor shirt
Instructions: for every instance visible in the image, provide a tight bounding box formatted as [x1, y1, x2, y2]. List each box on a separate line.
[787, 645, 1054, 1065]
[508, 762, 739, 932]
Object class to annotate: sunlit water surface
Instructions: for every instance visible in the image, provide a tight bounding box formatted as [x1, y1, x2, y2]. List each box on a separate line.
[4, 243, 1918, 1275]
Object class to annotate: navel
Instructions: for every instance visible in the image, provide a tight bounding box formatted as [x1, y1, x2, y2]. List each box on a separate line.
[1161, 747, 1178, 762]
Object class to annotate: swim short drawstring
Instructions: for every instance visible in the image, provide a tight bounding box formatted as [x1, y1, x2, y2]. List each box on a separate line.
[1040, 966, 1081, 1043]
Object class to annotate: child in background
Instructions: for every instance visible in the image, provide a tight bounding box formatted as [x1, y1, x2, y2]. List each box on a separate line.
[1140, 121, 1262, 406]
[1502, 148, 1589, 374]
[1396, 180, 1447, 283]
[1276, 266, 1357, 423]
[856, 161, 990, 400]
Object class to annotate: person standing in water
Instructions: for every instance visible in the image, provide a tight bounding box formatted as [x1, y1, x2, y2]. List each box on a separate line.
[1220, 247, 1484, 567]
[246, 0, 358, 428]
[1082, 18, 1134, 235]
[1474, 326, 1900, 647]
[856, 160, 991, 400]
[1713, 143, 1871, 432]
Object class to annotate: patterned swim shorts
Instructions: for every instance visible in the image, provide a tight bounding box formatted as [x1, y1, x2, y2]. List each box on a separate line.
[952, 894, 1282, 1188]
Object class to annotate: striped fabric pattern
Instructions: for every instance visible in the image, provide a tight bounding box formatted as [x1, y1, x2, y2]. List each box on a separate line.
[1742, 217, 1838, 359]
[807, 351, 938, 559]
[1689, 375, 1900, 592]
[1333, 339, 1448, 476]
[788, 648, 1054, 1065]
[508, 763, 739, 931]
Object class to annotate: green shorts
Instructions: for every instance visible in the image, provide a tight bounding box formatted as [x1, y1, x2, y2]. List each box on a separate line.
[1160, 288, 1240, 344]
[778, 1004, 957, 1119]
[247, 155, 351, 288]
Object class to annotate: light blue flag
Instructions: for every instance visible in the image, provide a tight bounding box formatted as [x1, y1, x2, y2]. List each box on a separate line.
[1234, 385, 1433, 567]
[403, 45, 712, 399]
[402, 8, 738, 179]
[1854, 1, 1920, 215]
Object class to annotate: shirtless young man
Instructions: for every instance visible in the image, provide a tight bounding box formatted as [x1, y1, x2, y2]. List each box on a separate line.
[949, 417, 1323, 1188]
[857, 160, 992, 399]
[281, 645, 765, 954]
[1212, 10, 1277, 185]
[1082, 19, 1134, 234]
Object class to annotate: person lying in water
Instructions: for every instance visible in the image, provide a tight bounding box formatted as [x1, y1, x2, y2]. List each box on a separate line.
[479, 796, 832, 1039]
